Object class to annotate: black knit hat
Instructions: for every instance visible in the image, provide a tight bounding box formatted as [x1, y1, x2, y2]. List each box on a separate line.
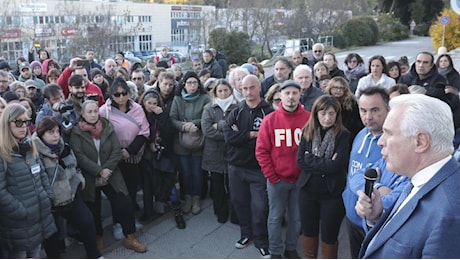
[90, 68, 103, 80]
[182, 71, 200, 85]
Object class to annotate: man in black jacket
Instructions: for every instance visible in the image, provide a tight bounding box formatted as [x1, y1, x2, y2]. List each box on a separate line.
[223, 75, 274, 259]
[399, 51, 446, 90]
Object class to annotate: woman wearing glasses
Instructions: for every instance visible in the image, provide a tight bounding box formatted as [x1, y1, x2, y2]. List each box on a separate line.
[0, 104, 57, 258]
[99, 77, 150, 237]
[343, 53, 367, 94]
[170, 71, 211, 215]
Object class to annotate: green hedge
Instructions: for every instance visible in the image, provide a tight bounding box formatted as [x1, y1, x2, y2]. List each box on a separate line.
[333, 16, 379, 48]
[377, 14, 410, 41]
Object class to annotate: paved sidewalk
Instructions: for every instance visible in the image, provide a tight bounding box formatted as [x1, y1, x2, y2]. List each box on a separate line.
[62, 197, 351, 259]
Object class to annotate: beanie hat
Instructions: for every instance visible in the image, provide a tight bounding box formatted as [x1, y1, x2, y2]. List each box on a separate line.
[30, 61, 42, 70]
[3, 91, 20, 103]
[90, 68, 103, 80]
[182, 71, 200, 85]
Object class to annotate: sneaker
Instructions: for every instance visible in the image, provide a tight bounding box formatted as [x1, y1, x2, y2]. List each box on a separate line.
[257, 248, 271, 259]
[235, 237, 252, 249]
[112, 223, 124, 241]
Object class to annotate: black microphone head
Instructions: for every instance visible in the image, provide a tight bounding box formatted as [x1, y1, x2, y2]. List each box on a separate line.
[364, 168, 378, 181]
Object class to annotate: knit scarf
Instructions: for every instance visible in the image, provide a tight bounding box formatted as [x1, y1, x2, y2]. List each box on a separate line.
[181, 90, 200, 101]
[78, 120, 103, 140]
[438, 67, 451, 77]
[344, 63, 366, 80]
[215, 95, 236, 112]
[311, 127, 335, 158]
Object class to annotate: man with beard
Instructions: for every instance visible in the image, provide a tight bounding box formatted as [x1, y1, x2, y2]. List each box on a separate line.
[103, 58, 118, 86]
[57, 58, 105, 106]
[256, 80, 310, 259]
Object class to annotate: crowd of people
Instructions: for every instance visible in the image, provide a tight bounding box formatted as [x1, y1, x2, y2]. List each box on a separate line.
[0, 42, 459, 259]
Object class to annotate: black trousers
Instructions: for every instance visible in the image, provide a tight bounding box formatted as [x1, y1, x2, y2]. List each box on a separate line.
[119, 161, 142, 211]
[85, 184, 136, 237]
[210, 172, 229, 219]
[43, 194, 101, 258]
[298, 187, 345, 244]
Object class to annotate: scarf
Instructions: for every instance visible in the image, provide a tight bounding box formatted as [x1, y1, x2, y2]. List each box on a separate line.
[344, 63, 366, 80]
[43, 140, 62, 155]
[78, 120, 103, 140]
[438, 67, 451, 77]
[215, 95, 236, 112]
[14, 137, 32, 157]
[233, 89, 244, 102]
[311, 127, 335, 159]
[181, 90, 200, 101]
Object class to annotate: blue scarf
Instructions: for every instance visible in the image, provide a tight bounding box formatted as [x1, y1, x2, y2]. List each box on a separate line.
[181, 90, 200, 101]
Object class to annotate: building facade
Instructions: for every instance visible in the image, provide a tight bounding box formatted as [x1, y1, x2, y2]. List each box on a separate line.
[0, 0, 215, 64]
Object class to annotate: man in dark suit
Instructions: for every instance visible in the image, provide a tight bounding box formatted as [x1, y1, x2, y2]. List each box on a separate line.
[355, 94, 460, 258]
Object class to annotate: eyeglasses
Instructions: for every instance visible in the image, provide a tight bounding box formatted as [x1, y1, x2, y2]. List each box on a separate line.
[186, 81, 199, 86]
[0, 80, 8, 83]
[132, 77, 143, 81]
[11, 119, 32, 127]
[313, 50, 322, 53]
[113, 91, 129, 97]
[331, 86, 345, 91]
[348, 60, 358, 64]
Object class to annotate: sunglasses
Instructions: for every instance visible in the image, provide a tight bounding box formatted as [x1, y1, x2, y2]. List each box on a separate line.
[273, 98, 281, 102]
[113, 91, 129, 97]
[313, 50, 322, 53]
[11, 119, 32, 127]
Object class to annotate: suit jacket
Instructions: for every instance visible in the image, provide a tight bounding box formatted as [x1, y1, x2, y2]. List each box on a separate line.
[359, 157, 460, 258]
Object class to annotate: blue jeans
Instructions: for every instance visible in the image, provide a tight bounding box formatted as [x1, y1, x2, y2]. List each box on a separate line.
[179, 155, 203, 196]
[267, 180, 301, 255]
[228, 164, 269, 249]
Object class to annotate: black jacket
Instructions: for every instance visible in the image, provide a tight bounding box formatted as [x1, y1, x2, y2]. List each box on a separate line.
[399, 63, 447, 90]
[223, 100, 274, 169]
[296, 129, 351, 195]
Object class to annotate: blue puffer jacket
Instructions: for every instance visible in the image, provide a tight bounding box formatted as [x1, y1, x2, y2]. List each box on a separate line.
[0, 150, 57, 252]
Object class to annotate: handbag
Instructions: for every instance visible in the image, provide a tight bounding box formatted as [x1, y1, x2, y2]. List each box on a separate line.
[179, 130, 204, 151]
[178, 98, 204, 151]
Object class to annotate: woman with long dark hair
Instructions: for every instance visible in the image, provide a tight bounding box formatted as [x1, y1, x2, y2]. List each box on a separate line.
[297, 95, 350, 259]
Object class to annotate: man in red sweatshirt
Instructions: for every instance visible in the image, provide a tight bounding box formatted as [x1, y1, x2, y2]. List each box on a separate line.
[256, 80, 311, 259]
[57, 58, 105, 106]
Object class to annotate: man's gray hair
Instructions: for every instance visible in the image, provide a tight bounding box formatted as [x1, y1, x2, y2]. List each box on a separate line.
[293, 64, 312, 78]
[390, 94, 454, 155]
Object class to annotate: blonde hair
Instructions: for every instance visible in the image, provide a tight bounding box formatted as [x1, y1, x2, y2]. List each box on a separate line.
[0, 103, 36, 161]
[325, 76, 356, 111]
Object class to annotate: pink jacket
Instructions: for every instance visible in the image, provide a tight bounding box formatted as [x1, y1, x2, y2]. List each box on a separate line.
[99, 98, 150, 163]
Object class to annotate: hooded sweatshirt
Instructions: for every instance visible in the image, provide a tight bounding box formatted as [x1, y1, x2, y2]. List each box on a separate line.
[256, 103, 310, 184]
[342, 127, 383, 226]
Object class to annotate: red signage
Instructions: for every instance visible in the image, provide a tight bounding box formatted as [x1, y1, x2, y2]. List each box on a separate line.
[61, 27, 79, 36]
[1, 29, 21, 39]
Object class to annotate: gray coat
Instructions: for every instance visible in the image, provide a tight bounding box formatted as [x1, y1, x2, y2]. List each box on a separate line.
[69, 118, 128, 202]
[32, 134, 85, 207]
[0, 150, 57, 252]
[170, 93, 211, 156]
[201, 101, 238, 173]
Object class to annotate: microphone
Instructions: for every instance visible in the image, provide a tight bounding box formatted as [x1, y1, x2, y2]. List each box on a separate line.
[364, 168, 378, 198]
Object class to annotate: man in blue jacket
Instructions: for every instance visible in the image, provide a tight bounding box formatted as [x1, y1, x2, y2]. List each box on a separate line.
[356, 94, 460, 258]
[342, 86, 389, 258]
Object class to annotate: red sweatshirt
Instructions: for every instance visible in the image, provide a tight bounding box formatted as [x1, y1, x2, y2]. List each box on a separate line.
[256, 103, 310, 184]
[57, 67, 105, 106]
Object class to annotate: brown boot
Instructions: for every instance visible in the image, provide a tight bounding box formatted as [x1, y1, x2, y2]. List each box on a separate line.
[302, 236, 318, 259]
[124, 233, 147, 253]
[96, 235, 103, 252]
[321, 241, 338, 259]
